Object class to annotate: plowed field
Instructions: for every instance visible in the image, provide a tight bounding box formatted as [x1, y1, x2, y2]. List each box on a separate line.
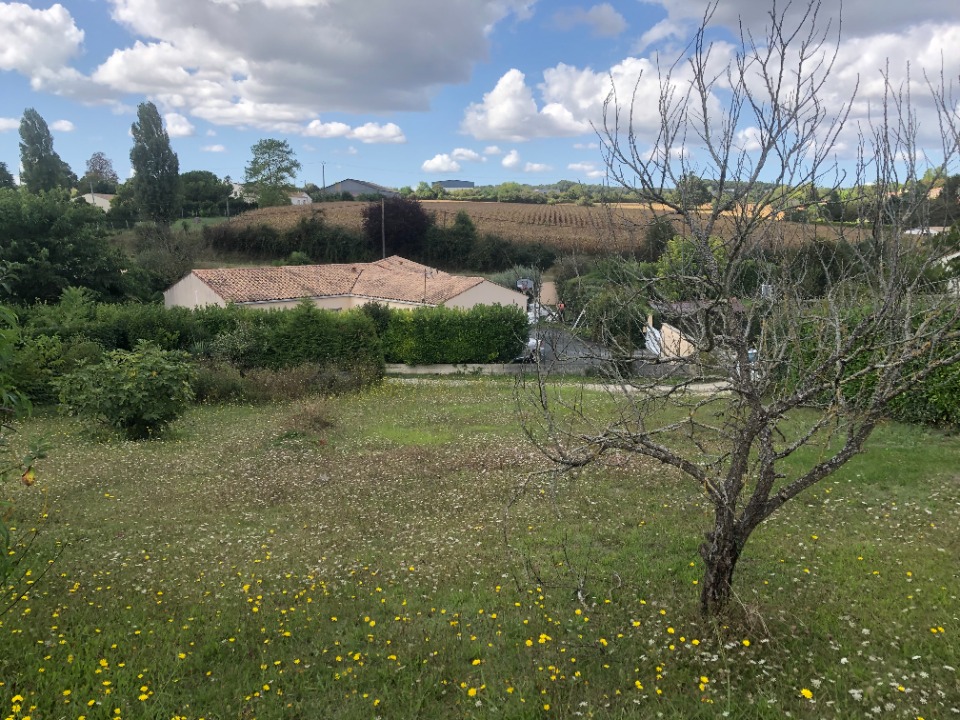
[226, 200, 839, 255]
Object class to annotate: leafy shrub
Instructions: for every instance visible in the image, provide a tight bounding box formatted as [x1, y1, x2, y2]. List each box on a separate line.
[9, 334, 65, 404]
[466, 234, 556, 272]
[242, 363, 365, 403]
[57, 342, 195, 439]
[190, 361, 247, 404]
[382, 304, 527, 364]
[246, 303, 385, 380]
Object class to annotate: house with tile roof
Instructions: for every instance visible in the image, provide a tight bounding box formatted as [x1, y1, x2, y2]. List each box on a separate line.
[163, 256, 528, 312]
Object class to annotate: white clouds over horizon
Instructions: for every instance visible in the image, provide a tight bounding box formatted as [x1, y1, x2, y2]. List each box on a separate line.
[524, 162, 551, 172]
[502, 149, 521, 168]
[568, 161, 605, 179]
[461, 4, 960, 161]
[0, 3, 84, 76]
[422, 146, 488, 173]
[422, 154, 461, 173]
[2, 0, 959, 186]
[164, 112, 195, 137]
[303, 120, 406, 144]
[554, 3, 627, 37]
[462, 68, 591, 141]
[0, 0, 538, 136]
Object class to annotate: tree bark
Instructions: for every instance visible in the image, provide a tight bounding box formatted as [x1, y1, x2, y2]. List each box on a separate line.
[698, 511, 745, 617]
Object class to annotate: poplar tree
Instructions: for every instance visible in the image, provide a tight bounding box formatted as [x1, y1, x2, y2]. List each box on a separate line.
[130, 102, 181, 225]
[19, 108, 73, 193]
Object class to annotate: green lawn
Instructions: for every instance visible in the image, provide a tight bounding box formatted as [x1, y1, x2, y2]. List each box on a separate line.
[2, 379, 958, 719]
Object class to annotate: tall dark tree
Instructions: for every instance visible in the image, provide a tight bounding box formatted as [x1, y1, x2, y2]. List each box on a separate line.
[130, 102, 181, 225]
[18, 108, 73, 193]
[80, 151, 120, 194]
[361, 196, 434, 259]
[245, 138, 300, 207]
[0, 162, 15, 189]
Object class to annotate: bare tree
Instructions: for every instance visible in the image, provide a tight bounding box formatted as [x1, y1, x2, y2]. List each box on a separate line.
[519, 1, 960, 617]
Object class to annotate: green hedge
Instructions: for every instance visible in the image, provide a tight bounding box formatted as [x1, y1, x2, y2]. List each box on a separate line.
[375, 304, 527, 365]
[241, 303, 384, 381]
[887, 348, 960, 426]
[776, 306, 960, 429]
[13, 295, 384, 403]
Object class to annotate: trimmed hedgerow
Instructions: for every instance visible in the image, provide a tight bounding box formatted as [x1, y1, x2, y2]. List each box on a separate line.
[375, 304, 528, 365]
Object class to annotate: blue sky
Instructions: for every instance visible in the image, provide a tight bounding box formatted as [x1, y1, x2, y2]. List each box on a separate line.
[2, 0, 959, 191]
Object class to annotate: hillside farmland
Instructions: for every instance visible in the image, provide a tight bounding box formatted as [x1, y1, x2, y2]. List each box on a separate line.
[226, 200, 849, 256]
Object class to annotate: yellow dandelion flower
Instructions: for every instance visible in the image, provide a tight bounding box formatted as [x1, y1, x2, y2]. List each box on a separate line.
[800, 688, 813, 699]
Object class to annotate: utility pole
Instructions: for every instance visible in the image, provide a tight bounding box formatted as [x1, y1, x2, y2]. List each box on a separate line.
[381, 197, 386, 259]
[321, 161, 326, 199]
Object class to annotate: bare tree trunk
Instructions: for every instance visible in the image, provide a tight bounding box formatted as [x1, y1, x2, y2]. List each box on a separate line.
[698, 508, 746, 616]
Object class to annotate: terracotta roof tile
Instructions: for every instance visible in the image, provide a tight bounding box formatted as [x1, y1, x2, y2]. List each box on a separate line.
[191, 256, 485, 305]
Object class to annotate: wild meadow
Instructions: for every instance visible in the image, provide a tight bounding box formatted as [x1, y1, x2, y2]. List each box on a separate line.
[1, 379, 958, 719]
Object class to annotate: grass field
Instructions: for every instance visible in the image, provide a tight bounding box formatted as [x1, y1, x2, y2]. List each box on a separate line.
[2, 379, 958, 718]
[224, 201, 842, 257]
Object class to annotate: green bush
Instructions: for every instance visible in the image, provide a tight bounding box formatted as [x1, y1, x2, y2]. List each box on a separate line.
[190, 361, 247, 404]
[244, 303, 385, 381]
[242, 363, 367, 402]
[57, 342, 195, 439]
[381, 304, 527, 364]
[887, 348, 960, 426]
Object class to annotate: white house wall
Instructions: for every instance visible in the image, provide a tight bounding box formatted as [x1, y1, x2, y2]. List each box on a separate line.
[163, 274, 227, 309]
[444, 280, 527, 310]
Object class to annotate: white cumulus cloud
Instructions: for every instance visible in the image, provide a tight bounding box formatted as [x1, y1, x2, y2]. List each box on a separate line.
[0, 3, 84, 75]
[484, 145, 503, 155]
[462, 68, 592, 141]
[422, 153, 461, 173]
[568, 161, 606, 179]
[349, 122, 406, 144]
[303, 120, 405, 143]
[524, 162, 551, 172]
[66, 0, 533, 130]
[202, 144, 226, 152]
[50, 119, 74, 132]
[554, 3, 627, 37]
[164, 112, 195, 137]
[451, 147, 485, 162]
[502, 149, 521, 168]
[0, 117, 20, 132]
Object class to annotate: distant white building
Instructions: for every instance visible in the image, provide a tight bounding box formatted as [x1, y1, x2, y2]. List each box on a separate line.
[435, 180, 475, 190]
[289, 191, 313, 206]
[320, 179, 399, 198]
[73, 192, 114, 211]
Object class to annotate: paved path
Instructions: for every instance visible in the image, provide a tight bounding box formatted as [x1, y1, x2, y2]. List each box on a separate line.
[388, 375, 730, 395]
[539, 281, 558, 305]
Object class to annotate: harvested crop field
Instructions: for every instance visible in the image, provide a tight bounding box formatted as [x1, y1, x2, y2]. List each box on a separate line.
[226, 200, 851, 256]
